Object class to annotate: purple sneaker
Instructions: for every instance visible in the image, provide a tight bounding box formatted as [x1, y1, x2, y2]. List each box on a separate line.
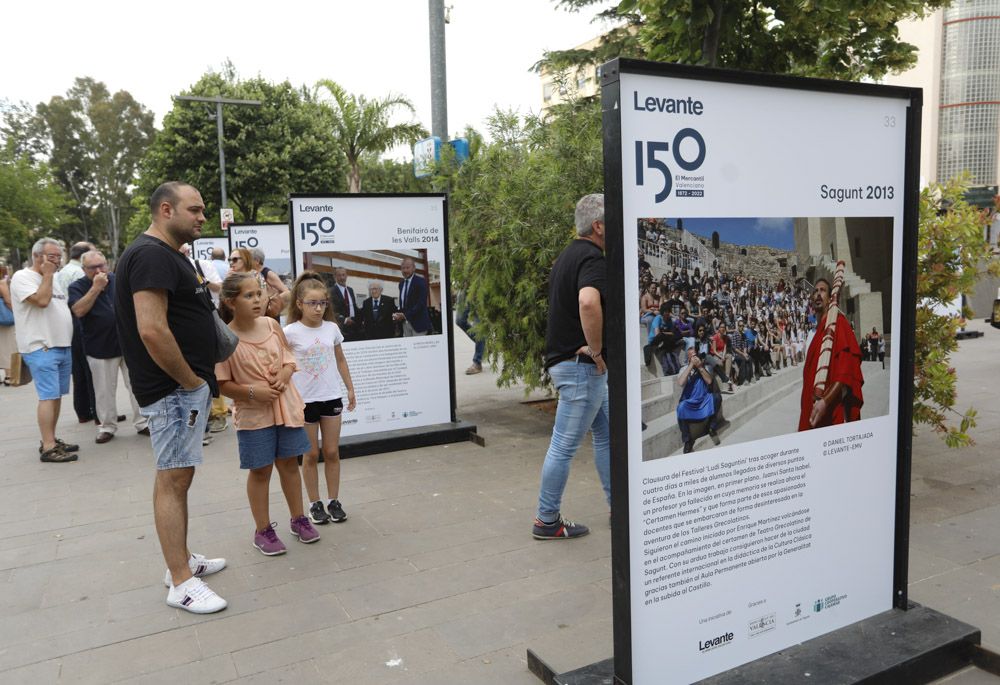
[253, 524, 287, 556]
[290, 515, 320, 543]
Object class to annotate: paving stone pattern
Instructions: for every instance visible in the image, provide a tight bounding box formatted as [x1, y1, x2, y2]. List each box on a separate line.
[0, 322, 998, 683]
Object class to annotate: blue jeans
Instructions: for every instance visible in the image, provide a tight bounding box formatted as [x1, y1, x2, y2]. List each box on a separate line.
[455, 304, 485, 365]
[537, 359, 611, 520]
[140, 383, 211, 470]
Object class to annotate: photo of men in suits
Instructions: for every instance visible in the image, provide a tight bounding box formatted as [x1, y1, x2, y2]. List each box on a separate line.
[330, 266, 361, 341]
[392, 256, 433, 336]
[299, 250, 443, 340]
[360, 281, 398, 340]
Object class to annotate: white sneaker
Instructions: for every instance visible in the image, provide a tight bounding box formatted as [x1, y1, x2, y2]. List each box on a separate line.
[164, 552, 227, 587]
[166, 577, 227, 614]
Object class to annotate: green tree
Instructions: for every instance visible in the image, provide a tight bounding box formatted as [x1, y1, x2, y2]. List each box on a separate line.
[357, 156, 434, 194]
[35, 77, 155, 258]
[914, 178, 1000, 447]
[0, 151, 71, 259]
[539, 1, 947, 80]
[134, 66, 347, 238]
[448, 104, 603, 390]
[459, 0, 986, 448]
[315, 80, 426, 193]
[0, 99, 48, 160]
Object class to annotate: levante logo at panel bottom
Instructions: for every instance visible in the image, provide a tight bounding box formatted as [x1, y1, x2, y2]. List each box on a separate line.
[698, 631, 734, 653]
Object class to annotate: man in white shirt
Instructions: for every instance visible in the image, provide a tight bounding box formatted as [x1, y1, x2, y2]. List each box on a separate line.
[211, 248, 229, 281]
[180, 242, 227, 434]
[10, 238, 79, 462]
[180, 243, 222, 306]
[55, 241, 92, 293]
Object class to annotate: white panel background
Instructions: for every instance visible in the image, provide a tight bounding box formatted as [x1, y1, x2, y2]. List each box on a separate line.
[616, 72, 910, 684]
[229, 224, 293, 276]
[191, 237, 229, 263]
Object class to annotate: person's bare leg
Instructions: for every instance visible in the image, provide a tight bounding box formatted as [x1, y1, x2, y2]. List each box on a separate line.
[154, 467, 194, 585]
[321, 416, 343, 499]
[247, 465, 273, 531]
[301, 423, 321, 502]
[274, 456, 305, 518]
[38, 398, 60, 450]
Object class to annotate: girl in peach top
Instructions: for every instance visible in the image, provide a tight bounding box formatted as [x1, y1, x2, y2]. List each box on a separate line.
[215, 272, 320, 556]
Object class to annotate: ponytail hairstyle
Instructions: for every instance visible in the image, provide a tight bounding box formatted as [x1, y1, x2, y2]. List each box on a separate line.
[287, 270, 335, 324]
[218, 271, 258, 323]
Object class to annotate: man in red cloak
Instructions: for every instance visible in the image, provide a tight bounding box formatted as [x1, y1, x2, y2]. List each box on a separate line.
[799, 278, 864, 431]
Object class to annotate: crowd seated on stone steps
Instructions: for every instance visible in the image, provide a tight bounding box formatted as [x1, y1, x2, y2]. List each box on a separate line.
[638, 218, 702, 272]
[639, 238, 699, 272]
[640, 263, 817, 391]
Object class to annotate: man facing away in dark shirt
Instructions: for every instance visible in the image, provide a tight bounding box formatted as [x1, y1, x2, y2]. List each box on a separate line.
[533, 193, 611, 541]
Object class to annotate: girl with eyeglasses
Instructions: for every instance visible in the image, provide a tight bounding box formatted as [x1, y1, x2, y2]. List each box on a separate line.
[282, 271, 356, 526]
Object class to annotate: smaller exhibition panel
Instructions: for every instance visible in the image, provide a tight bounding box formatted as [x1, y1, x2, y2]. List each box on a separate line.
[289, 194, 469, 446]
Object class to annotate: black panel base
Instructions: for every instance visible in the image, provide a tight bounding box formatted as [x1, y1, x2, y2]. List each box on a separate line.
[529, 604, 983, 685]
[956, 329, 984, 340]
[527, 649, 616, 685]
[698, 603, 978, 685]
[336, 420, 478, 459]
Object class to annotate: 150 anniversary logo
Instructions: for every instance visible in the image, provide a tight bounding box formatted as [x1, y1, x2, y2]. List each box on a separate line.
[631, 90, 707, 203]
[296, 202, 337, 246]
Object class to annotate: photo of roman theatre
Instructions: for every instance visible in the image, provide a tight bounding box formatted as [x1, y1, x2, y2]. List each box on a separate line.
[638, 216, 893, 461]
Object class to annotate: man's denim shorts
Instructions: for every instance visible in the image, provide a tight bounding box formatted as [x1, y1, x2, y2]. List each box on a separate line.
[236, 425, 311, 470]
[22, 347, 72, 401]
[140, 383, 212, 470]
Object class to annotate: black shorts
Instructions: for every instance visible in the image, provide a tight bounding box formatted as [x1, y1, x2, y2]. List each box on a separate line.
[303, 399, 344, 423]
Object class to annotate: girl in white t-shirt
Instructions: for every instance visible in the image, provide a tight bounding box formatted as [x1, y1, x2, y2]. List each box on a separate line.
[283, 272, 356, 525]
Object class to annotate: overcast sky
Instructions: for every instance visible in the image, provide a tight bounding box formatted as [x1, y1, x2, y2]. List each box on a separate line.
[2, 0, 614, 156]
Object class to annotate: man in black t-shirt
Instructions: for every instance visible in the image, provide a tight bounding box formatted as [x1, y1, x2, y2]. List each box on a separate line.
[68, 250, 147, 444]
[533, 193, 611, 541]
[663, 289, 684, 318]
[115, 181, 227, 615]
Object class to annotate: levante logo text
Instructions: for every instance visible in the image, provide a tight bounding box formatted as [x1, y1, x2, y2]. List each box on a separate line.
[633, 91, 704, 115]
[699, 631, 734, 652]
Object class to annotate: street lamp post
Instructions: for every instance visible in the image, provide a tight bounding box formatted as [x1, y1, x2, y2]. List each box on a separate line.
[173, 95, 262, 219]
[428, 0, 448, 140]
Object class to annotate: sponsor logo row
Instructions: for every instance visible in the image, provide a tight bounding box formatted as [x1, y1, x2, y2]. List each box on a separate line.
[698, 593, 848, 654]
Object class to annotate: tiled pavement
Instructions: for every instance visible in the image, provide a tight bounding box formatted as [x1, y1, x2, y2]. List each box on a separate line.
[1, 321, 999, 683]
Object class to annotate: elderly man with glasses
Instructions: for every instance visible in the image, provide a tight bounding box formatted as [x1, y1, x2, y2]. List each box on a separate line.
[69, 250, 148, 443]
[10, 238, 79, 461]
